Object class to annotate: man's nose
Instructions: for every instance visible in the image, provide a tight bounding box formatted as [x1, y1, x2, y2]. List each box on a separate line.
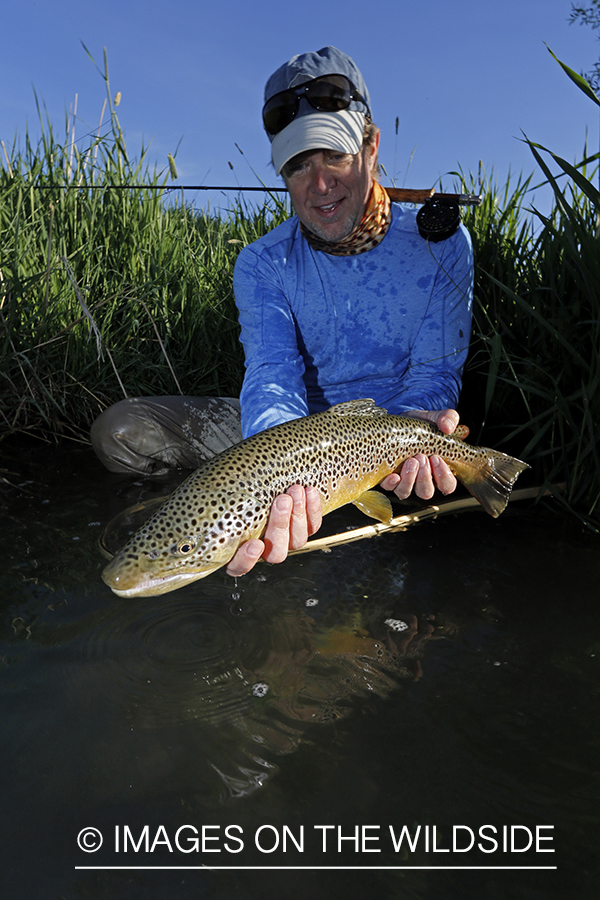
[309, 162, 336, 195]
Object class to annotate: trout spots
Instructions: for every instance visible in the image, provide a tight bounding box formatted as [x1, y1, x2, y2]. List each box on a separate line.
[102, 400, 528, 597]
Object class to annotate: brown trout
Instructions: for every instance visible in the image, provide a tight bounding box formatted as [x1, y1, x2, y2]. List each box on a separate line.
[102, 400, 528, 597]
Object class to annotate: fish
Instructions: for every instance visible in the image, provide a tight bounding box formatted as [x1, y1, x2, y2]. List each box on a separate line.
[102, 399, 529, 598]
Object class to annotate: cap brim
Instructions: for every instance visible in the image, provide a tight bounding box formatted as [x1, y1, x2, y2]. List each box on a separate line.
[271, 110, 365, 176]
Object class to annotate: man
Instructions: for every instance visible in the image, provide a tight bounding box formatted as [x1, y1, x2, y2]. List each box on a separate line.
[91, 46, 473, 579]
[227, 46, 473, 575]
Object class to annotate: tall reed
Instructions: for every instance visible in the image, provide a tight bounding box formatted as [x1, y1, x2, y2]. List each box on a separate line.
[458, 51, 600, 528]
[0, 70, 289, 440]
[1, 51, 598, 529]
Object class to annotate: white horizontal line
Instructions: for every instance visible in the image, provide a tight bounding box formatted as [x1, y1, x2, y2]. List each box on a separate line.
[75, 866, 558, 871]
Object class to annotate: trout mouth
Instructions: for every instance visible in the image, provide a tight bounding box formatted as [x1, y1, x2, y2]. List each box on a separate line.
[102, 562, 219, 598]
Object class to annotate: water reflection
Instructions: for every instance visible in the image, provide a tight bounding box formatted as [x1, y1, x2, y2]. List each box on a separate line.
[2, 441, 599, 900]
[1, 445, 466, 806]
[13, 550, 453, 804]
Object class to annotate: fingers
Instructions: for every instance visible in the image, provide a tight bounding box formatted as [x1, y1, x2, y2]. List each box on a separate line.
[379, 472, 400, 492]
[225, 538, 265, 578]
[305, 484, 323, 537]
[225, 485, 322, 578]
[412, 455, 435, 500]
[387, 458, 418, 500]
[386, 455, 434, 500]
[435, 409, 459, 435]
[429, 455, 457, 495]
[407, 408, 459, 435]
[383, 455, 457, 502]
[381, 409, 460, 502]
[265, 485, 321, 559]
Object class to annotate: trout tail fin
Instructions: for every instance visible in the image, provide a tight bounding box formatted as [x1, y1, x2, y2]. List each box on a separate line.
[448, 451, 530, 518]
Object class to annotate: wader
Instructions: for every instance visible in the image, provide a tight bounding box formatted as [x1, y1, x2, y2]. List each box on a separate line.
[90, 396, 242, 475]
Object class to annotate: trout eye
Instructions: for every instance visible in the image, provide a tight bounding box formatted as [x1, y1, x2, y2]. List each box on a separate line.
[172, 538, 196, 557]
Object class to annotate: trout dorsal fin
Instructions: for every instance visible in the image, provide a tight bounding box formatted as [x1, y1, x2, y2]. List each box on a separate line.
[454, 424, 470, 441]
[328, 399, 388, 417]
[352, 489, 393, 524]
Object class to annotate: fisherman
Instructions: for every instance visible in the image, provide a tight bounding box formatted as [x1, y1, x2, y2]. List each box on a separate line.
[91, 46, 474, 578]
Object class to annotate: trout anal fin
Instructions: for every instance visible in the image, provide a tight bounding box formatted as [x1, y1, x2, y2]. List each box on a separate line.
[352, 489, 393, 524]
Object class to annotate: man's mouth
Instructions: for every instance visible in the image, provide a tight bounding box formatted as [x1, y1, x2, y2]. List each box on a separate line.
[314, 199, 343, 218]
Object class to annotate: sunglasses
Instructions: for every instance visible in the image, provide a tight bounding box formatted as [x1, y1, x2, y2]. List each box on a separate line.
[262, 74, 371, 136]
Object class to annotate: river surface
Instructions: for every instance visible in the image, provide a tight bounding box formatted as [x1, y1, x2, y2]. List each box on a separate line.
[1, 439, 598, 900]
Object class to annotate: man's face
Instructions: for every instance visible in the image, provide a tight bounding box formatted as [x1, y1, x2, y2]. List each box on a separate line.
[282, 140, 378, 243]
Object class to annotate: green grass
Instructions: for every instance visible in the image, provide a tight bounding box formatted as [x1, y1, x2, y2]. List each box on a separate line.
[1, 50, 599, 530]
[0, 81, 290, 439]
[459, 164, 599, 527]
[453, 53, 600, 529]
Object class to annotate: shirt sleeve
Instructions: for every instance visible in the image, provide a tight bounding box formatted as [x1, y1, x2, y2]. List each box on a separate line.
[233, 241, 309, 438]
[387, 223, 474, 414]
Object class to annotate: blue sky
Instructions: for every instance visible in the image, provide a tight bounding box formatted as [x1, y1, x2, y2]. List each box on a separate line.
[2, 0, 599, 214]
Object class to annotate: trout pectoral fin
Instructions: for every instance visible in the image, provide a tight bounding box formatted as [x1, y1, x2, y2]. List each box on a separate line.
[352, 489, 393, 524]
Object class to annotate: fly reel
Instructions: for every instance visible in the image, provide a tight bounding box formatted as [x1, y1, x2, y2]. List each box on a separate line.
[416, 197, 461, 242]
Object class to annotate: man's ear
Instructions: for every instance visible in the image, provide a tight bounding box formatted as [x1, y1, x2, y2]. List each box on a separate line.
[366, 129, 380, 172]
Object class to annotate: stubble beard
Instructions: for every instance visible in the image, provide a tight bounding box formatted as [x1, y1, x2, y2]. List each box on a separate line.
[303, 209, 360, 243]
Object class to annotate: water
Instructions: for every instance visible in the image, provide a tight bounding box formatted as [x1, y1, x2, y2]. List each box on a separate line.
[1, 440, 599, 899]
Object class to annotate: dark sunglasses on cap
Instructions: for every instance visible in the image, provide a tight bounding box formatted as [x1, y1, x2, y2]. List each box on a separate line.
[262, 73, 371, 136]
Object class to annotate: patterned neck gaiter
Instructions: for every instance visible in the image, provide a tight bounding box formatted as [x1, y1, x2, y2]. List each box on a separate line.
[299, 181, 392, 256]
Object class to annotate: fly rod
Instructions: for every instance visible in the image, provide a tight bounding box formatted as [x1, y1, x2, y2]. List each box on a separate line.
[21, 182, 482, 205]
[159, 185, 483, 206]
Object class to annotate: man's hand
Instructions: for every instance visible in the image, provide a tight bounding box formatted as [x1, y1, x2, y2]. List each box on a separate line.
[226, 408, 459, 577]
[379, 409, 459, 501]
[226, 484, 322, 578]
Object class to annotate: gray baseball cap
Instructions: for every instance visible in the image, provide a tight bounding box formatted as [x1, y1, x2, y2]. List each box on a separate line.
[263, 47, 372, 175]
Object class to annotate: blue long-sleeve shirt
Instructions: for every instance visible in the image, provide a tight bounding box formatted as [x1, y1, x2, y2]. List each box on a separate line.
[233, 202, 474, 438]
